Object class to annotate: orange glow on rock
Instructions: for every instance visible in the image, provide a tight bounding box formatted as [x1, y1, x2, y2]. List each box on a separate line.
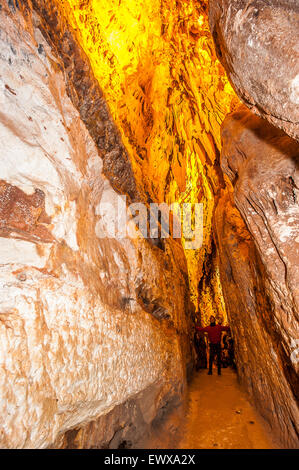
[58, 0, 239, 318]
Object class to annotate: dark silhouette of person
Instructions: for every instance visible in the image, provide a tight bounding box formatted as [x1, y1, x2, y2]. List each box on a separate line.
[196, 315, 230, 375]
[194, 330, 207, 370]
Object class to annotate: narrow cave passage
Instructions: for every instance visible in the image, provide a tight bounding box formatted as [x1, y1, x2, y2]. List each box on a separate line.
[0, 0, 298, 451]
[145, 369, 276, 450]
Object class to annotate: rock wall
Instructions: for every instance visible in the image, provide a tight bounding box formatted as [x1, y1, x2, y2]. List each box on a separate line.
[50, 0, 239, 316]
[209, 0, 299, 141]
[0, 1, 192, 448]
[1, 0, 298, 450]
[209, 0, 299, 448]
[214, 106, 299, 448]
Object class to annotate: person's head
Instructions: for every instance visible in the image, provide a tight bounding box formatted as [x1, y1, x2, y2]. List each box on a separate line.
[218, 317, 223, 325]
[209, 315, 216, 325]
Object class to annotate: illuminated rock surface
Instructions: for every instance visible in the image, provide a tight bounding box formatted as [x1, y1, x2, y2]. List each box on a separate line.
[0, 0, 298, 450]
[209, 0, 299, 141]
[45, 0, 239, 315]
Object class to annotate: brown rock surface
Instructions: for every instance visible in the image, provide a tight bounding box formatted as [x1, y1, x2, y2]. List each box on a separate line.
[209, 0, 299, 141]
[0, 181, 53, 243]
[214, 106, 299, 448]
[50, 380, 184, 449]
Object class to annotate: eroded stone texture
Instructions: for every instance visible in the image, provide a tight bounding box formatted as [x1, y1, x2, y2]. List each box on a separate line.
[0, 2, 192, 448]
[214, 106, 299, 448]
[47, 0, 239, 315]
[209, 0, 299, 141]
[0, 181, 53, 242]
[50, 380, 184, 449]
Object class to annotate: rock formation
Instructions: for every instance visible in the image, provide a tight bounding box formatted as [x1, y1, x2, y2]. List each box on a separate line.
[209, 0, 299, 141]
[214, 107, 299, 448]
[0, 0, 298, 450]
[0, 1, 192, 448]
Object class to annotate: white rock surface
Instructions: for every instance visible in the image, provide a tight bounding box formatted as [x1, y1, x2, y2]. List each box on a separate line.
[0, 4, 190, 448]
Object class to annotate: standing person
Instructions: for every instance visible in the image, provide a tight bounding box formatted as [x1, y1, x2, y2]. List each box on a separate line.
[196, 315, 230, 375]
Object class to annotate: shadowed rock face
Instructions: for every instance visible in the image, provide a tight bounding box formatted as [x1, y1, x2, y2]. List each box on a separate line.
[210, 0, 299, 448]
[214, 106, 299, 448]
[209, 0, 299, 141]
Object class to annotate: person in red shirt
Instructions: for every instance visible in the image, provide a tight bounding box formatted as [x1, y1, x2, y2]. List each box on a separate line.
[196, 315, 230, 375]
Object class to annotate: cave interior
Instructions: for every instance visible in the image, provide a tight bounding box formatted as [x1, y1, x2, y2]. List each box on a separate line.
[0, 0, 298, 450]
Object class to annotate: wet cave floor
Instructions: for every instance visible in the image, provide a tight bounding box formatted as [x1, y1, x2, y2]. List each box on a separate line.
[144, 368, 277, 450]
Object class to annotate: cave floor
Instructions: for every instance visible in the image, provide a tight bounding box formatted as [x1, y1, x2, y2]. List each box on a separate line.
[145, 368, 277, 449]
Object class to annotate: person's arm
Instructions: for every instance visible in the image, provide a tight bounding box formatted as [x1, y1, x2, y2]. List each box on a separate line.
[221, 326, 230, 332]
[196, 326, 208, 332]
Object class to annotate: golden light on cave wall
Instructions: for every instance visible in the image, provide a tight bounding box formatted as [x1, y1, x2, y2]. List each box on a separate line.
[59, 0, 239, 323]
